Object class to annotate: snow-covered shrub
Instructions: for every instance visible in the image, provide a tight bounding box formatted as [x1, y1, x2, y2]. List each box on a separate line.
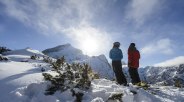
[107, 93, 123, 102]
[30, 55, 37, 60]
[42, 56, 98, 101]
[0, 55, 8, 61]
[174, 79, 182, 88]
[30, 55, 40, 60]
[0, 46, 11, 54]
[43, 56, 53, 64]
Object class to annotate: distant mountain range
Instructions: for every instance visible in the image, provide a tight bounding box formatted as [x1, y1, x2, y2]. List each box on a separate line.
[141, 64, 184, 86]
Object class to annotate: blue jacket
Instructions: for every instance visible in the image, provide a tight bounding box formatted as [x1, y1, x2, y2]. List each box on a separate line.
[109, 48, 123, 61]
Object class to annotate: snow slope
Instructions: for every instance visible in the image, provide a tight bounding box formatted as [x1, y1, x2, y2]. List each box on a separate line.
[0, 49, 50, 102]
[7, 79, 160, 102]
[4, 78, 184, 102]
[0, 57, 48, 102]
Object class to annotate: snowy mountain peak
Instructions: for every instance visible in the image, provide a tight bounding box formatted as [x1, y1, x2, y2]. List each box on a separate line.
[42, 44, 83, 59]
[51, 43, 72, 50]
[43, 43, 79, 53]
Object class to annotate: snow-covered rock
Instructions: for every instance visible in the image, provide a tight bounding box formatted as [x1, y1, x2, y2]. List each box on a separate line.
[87, 55, 113, 79]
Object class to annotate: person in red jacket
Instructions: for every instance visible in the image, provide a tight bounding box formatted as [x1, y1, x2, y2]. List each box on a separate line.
[128, 43, 141, 84]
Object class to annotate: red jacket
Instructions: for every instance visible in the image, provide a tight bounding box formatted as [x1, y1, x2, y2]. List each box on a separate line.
[128, 50, 140, 68]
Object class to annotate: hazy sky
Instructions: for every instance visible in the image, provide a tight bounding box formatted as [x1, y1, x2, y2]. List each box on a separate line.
[0, 0, 184, 66]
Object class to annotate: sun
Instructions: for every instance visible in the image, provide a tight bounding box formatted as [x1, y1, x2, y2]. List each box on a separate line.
[81, 39, 99, 56]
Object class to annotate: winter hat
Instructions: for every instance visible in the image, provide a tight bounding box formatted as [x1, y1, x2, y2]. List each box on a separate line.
[113, 42, 120, 46]
[113, 42, 120, 48]
[130, 43, 135, 47]
[129, 43, 136, 51]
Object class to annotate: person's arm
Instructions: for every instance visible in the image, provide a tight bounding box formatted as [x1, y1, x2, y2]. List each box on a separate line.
[137, 50, 140, 59]
[128, 51, 133, 67]
[109, 50, 112, 59]
[120, 49, 123, 59]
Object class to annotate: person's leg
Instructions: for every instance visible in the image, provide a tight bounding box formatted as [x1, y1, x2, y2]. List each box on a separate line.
[129, 68, 136, 84]
[116, 69, 127, 85]
[112, 61, 120, 84]
[115, 69, 123, 84]
[113, 61, 122, 84]
[112, 61, 127, 85]
[134, 69, 141, 83]
[121, 71, 127, 85]
[117, 61, 127, 85]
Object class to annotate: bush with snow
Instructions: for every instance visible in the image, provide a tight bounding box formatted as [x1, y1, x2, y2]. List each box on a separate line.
[0, 46, 11, 54]
[42, 56, 98, 101]
[43, 56, 53, 64]
[30, 55, 39, 60]
[0, 55, 8, 61]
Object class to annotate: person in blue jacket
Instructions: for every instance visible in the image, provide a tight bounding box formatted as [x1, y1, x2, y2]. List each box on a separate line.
[109, 42, 127, 85]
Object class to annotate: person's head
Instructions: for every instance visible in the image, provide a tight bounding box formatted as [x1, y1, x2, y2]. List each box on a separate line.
[128, 43, 136, 51]
[130, 43, 135, 47]
[113, 42, 120, 48]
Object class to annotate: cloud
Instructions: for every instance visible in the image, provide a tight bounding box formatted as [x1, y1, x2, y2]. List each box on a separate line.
[1, 0, 81, 34]
[65, 21, 112, 55]
[154, 56, 184, 67]
[141, 38, 174, 56]
[0, 0, 108, 33]
[125, 0, 162, 26]
[0, 0, 113, 55]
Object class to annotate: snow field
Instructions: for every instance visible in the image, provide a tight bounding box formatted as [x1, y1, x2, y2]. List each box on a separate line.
[0, 47, 184, 102]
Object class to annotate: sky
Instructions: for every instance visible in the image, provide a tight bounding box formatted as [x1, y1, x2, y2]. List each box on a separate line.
[0, 0, 184, 67]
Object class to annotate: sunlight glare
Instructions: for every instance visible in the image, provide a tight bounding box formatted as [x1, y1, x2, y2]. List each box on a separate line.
[81, 38, 99, 56]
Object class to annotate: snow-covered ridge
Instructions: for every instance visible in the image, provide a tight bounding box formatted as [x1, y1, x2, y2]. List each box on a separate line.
[42, 44, 84, 60]
[43, 44, 82, 54]
[3, 48, 44, 56]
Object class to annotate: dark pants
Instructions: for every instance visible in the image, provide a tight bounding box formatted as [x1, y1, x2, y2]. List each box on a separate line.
[129, 68, 141, 84]
[112, 60, 127, 85]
